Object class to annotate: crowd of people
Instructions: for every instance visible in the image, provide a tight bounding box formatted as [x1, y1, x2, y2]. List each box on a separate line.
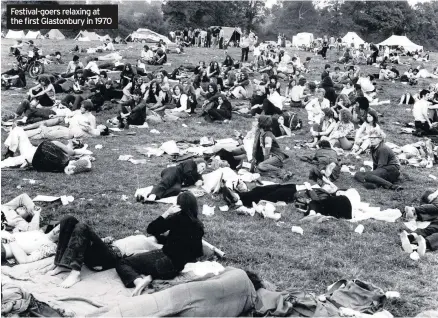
[1, 30, 438, 316]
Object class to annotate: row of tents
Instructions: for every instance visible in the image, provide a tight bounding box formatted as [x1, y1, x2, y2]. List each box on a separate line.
[292, 32, 423, 52]
[4, 28, 172, 44]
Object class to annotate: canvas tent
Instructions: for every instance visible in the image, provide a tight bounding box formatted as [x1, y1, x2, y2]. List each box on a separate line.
[126, 28, 171, 44]
[292, 32, 314, 47]
[25, 31, 43, 39]
[342, 32, 365, 48]
[99, 34, 112, 42]
[46, 29, 65, 40]
[210, 26, 241, 44]
[5, 30, 25, 39]
[74, 30, 101, 41]
[378, 35, 423, 52]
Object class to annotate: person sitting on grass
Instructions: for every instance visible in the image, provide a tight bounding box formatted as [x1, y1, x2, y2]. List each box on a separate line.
[26, 75, 56, 108]
[200, 83, 220, 114]
[148, 48, 167, 66]
[119, 63, 137, 89]
[138, 159, 205, 202]
[353, 128, 402, 191]
[305, 88, 330, 125]
[204, 94, 232, 122]
[400, 189, 438, 258]
[1, 224, 59, 265]
[413, 89, 438, 136]
[228, 72, 251, 100]
[144, 80, 168, 112]
[308, 108, 337, 148]
[1, 62, 26, 89]
[141, 45, 154, 64]
[121, 75, 146, 102]
[252, 115, 291, 180]
[116, 192, 204, 297]
[164, 84, 197, 119]
[307, 139, 341, 183]
[252, 84, 283, 116]
[351, 108, 380, 156]
[1, 194, 41, 233]
[287, 77, 308, 108]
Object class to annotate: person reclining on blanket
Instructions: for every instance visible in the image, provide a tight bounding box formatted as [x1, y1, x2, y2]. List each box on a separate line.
[1, 194, 41, 233]
[116, 192, 204, 297]
[1, 62, 26, 89]
[13, 99, 72, 126]
[46, 215, 163, 288]
[1, 126, 93, 174]
[138, 159, 206, 202]
[400, 189, 438, 258]
[19, 101, 109, 140]
[1, 224, 59, 264]
[353, 128, 403, 191]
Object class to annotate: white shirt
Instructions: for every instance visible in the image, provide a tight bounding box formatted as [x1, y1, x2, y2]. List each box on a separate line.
[268, 91, 283, 110]
[357, 77, 374, 93]
[413, 99, 430, 122]
[84, 61, 100, 74]
[66, 61, 84, 74]
[305, 98, 329, 123]
[104, 42, 115, 51]
[290, 85, 305, 102]
[141, 50, 154, 60]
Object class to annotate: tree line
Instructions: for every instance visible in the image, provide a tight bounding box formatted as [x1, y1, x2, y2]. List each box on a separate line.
[2, 0, 437, 50]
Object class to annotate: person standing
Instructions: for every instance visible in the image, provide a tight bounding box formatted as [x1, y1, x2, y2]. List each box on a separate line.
[219, 27, 224, 50]
[206, 28, 212, 48]
[240, 32, 250, 62]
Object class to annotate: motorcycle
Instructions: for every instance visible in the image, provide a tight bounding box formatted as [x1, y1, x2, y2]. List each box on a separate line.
[15, 52, 45, 79]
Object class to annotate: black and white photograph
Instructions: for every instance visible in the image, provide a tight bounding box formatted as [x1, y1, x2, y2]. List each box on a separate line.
[1, 0, 438, 316]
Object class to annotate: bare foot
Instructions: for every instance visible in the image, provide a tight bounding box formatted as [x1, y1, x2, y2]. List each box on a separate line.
[417, 235, 427, 257]
[131, 276, 152, 297]
[48, 265, 71, 276]
[60, 270, 81, 288]
[400, 230, 413, 253]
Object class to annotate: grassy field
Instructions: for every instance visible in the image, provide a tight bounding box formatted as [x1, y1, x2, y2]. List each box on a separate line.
[1, 38, 438, 316]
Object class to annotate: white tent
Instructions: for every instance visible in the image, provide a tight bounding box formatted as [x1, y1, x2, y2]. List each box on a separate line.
[74, 30, 101, 41]
[378, 35, 423, 52]
[25, 31, 43, 39]
[5, 30, 25, 39]
[126, 28, 171, 44]
[99, 34, 112, 42]
[292, 32, 314, 47]
[342, 32, 365, 48]
[46, 29, 65, 40]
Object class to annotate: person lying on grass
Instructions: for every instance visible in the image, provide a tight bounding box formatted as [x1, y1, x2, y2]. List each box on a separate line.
[18, 101, 109, 140]
[306, 139, 341, 184]
[46, 215, 163, 288]
[1, 194, 41, 233]
[116, 192, 204, 297]
[400, 189, 438, 258]
[1, 224, 59, 265]
[138, 159, 206, 202]
[353, 128, 403, 191]
[2, 126, 94, 174]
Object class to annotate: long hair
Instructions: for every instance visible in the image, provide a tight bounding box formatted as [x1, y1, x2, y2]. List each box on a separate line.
[177, 192, 204, 229]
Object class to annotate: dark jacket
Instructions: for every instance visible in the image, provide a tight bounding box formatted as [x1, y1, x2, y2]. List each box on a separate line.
[147, 213, 204, 269]
[371, 143, 401, 171]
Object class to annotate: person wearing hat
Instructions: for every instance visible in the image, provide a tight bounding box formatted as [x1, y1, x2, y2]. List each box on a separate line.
[353, 128, 402, 191]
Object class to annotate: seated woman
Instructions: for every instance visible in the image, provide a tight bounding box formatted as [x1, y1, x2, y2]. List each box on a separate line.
[305, 88, 330, 125]
[354, 129, 402, 191]
[351, 109, 380, 156]
[1, 193, 41, 232]
[141, 45, 154, 64]
[400, 189, 438, 257]
[164, 84, 196, 119]
[194, 61, 206, 75]
[144, 81, 167, 112]
[139, 159, 205, 202]
[252, 84, 283, 116]
[194, 70, 210, 98]
[222, 55, 237, 74]
[119, 63, 137, 89]
[204, 94, 232, 122]
[2, 126, 94, 172]
[252, 115, 291, 180]
[228, 72, 251, 100]
[116, 93, 147, 128]
[148, 48, 167, 66]
[308, 108, 337, 148]
[121, 75, 145, 102]
[116, 192, 205, 296]
[200, 83, 219, 113]
[223, 70, 237, 90]
[207, 61, 220, 84]
[26, 75, 56, 108]
[323, 109, 354, 150]
[1, 224, 59, 264]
